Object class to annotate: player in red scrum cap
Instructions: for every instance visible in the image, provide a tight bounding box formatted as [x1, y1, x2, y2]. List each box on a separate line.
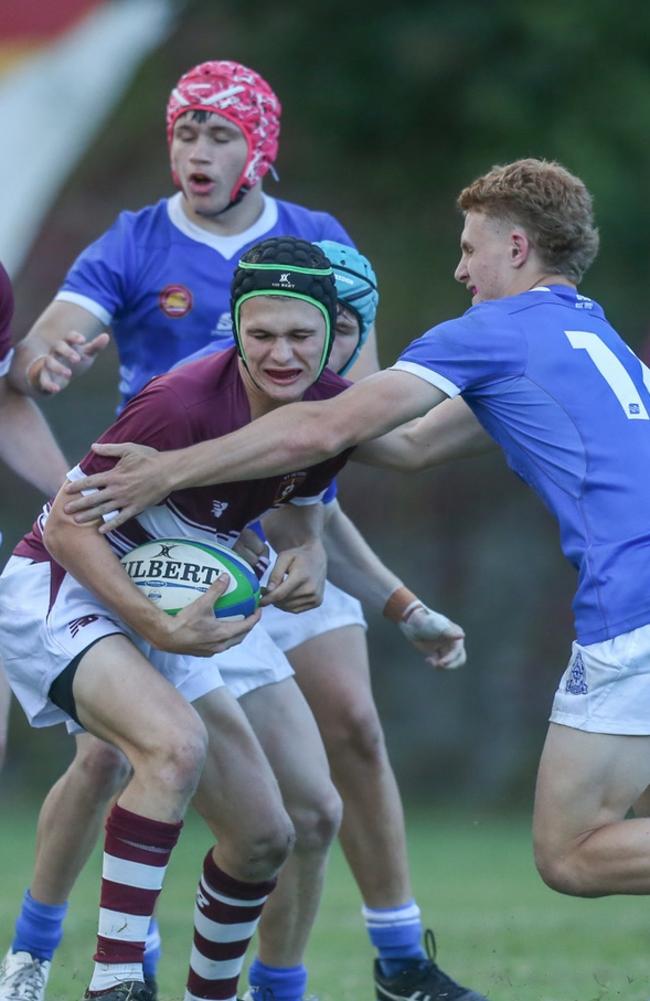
[165, 59, 281, 210]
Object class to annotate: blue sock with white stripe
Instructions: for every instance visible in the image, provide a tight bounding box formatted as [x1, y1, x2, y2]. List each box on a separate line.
[363, 899, 426, 977]
[248, 957, 308, 1001]
[12, 889, 68, 961]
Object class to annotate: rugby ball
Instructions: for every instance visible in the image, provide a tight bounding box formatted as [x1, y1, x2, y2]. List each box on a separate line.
[120, 538, 260, 619]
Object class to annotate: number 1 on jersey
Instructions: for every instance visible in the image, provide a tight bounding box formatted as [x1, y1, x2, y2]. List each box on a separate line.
[565, 330, 650, 421]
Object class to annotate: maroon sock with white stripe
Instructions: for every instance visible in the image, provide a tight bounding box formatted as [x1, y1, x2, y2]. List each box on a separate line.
[88, 803, 182, 995]
[185, 851, 276, 1001]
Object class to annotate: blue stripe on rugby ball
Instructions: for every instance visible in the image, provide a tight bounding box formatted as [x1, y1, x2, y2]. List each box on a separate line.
[120, 537, 260, 619]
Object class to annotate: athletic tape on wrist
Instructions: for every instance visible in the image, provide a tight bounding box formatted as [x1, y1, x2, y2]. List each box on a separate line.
[383, 585, 423, 624]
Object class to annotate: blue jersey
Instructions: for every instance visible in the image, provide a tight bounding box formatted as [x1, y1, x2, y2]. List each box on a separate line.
[394, 285, 650, 645]
[56, 192, 352, 409]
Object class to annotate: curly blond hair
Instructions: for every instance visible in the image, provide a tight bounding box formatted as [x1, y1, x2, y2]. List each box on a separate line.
[457, 158, 599, 283]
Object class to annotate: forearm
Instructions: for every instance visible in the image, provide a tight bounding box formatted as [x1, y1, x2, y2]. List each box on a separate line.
[8, 332, 53, 394]
[261, 501, 325, 550]
[323, 501, 401, 612]
[167, 401, 350, 492]
[356, 395, 494, 471]
[0, 386, 69, 494]
[43, 492, 167, 644]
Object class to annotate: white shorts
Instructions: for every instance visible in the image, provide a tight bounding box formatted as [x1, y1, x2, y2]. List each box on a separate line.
[0, 556, 292, 730]
[550, 623, 650, 735]
[262, 580, 367, 653]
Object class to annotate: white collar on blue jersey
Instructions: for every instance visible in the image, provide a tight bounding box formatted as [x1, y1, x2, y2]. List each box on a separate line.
[167, 192, 279, 259]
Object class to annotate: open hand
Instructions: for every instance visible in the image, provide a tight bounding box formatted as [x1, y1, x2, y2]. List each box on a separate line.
[64, 442, 170, 531]
[28, 330, 110, 394]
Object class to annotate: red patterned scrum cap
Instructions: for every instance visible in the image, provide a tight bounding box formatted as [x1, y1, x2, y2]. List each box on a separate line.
[166, 60, 282, 201]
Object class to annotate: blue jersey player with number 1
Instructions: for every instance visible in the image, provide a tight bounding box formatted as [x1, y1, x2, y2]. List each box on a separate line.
[71, 157, 650, 982]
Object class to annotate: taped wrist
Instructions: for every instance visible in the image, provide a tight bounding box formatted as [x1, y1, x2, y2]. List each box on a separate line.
[383, 585, 423, 624]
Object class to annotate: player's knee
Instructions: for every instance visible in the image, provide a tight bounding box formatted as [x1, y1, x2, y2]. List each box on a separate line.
[146, 717, 209, 799]
[534, 841, 600, 897]
[290, 781, 342, 854]
[239, 810, 296, 880]
[324, 699, 387, 771]
[74, 738, 131, 797]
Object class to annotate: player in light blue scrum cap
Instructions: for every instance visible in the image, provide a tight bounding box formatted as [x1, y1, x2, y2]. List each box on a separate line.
[314, 239, 379, 376]
[176, 238, 380, 379]
[72, 157, 650, 991]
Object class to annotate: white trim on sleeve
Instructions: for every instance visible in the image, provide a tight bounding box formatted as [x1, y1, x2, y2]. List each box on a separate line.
[67, 462, 119, 523]
[55, 291, 113, 326]
[390, 360, 461, 399]
[289, 492, 326, 506]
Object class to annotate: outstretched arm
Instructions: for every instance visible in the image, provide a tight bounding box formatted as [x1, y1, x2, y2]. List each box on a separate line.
[64, 370, 446, 531]
[0, 376, 68, 495]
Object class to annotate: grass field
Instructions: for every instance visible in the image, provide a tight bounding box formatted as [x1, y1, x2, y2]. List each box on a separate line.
[1, 802, 649, 1001]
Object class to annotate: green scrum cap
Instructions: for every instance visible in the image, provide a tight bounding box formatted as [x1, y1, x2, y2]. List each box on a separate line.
[230, 236, 338, 377]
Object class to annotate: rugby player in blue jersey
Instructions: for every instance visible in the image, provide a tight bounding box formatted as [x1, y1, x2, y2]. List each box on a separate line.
[72, 157, 650, 985]
[4, 62, 477, 1001]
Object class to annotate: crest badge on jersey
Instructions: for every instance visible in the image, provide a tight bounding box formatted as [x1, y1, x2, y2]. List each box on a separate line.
[159, 284, 193, 318]
[273, 472, 307, 505]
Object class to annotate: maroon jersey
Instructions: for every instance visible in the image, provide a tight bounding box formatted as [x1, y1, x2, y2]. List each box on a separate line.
[18, 347, 352, 563]
[0, 263, 14, 375]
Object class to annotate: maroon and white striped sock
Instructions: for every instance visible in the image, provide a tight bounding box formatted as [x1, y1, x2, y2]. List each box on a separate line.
[185, 851, 276, 1001]
[88, 803, 182, 995]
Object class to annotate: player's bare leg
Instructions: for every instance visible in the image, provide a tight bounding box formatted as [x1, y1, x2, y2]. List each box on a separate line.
[187, 687, 295, 1000]
[288, 625, 487, 1001]
[71, 635, 207, 818]
[236, 676, 341, 998]
[191, 686, 294, 881]
[31, 734, 129, 904]
[534, 723, 650, 895]
[1, 638, 201, 1001]
[0, 663, 11, 773]
[289, 625, 412, 907]
[65, 634, 206, 998]
[0, 735, 157, 1001]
